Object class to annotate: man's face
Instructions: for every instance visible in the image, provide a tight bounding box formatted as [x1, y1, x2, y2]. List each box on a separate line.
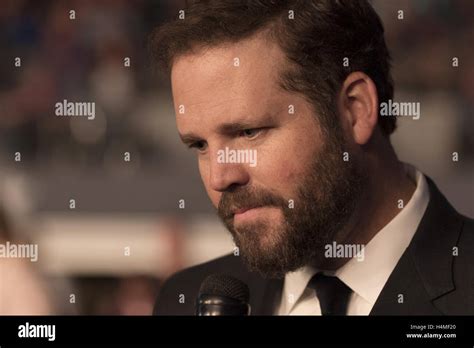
[171, 35, 365, 277]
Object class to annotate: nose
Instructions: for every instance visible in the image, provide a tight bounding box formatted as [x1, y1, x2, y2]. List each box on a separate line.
[208, 149, 250, 192]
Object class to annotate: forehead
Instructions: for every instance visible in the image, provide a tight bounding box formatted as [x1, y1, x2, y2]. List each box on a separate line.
[171, 34, 289, 124]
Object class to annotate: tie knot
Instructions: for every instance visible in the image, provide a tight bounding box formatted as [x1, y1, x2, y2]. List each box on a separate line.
[307, 273, 352, 315]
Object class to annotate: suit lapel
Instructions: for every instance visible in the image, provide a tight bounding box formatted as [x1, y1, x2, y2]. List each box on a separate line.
[369, 248, 442, 315]
[258, 278, 284, 315]
[370, 177, 463, 315]
[246, 274, 283, 315]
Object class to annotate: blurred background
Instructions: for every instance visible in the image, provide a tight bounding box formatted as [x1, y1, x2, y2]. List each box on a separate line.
[0, 0, 472, 315]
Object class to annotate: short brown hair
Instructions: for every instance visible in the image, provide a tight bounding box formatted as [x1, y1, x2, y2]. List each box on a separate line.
[150, 0, 396, 136]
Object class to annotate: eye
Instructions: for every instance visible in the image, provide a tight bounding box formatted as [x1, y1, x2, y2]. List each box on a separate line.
[240, 128, 263, 139]
[188, 141, 207, 152]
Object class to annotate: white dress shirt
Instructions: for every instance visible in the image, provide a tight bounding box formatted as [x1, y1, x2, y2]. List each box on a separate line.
[277, 164, 430, 315]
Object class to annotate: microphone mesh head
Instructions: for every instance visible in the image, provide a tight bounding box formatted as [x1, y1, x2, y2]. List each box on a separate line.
[199, 274, 249, 303]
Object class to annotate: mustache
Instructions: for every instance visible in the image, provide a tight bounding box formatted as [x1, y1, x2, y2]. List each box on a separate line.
[217, 186, 288, 221]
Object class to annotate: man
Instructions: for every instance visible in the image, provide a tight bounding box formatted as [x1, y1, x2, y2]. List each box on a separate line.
[151, 0, 473, 315]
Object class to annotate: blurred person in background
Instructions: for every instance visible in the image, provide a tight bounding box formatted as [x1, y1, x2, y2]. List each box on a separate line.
[0, 206, 54, 315]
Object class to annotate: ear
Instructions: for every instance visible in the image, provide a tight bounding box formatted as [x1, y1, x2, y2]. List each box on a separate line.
[337, 72, 379, 145]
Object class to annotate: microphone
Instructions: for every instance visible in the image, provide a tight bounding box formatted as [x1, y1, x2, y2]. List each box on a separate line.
[196, 274, 251, 316]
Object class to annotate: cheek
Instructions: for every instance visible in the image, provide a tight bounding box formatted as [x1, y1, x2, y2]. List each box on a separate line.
[278, 165, 301, 183]
[254, 128, 323, 195]
[273, 160, 305, 191]
[255, 147, 310, 195]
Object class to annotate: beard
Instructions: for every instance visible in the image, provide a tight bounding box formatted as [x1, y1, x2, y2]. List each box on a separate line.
[217, 125, 367, 278]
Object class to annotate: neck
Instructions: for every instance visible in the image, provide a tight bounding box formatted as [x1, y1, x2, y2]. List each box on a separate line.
[322, 143, 416, 270]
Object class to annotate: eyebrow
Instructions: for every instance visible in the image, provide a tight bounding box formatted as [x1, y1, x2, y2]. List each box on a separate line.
[217, 121, 257, 134]
[179, 122, 254, 144]
[179, 132, 202, 145]
[179, 114, 275, 145]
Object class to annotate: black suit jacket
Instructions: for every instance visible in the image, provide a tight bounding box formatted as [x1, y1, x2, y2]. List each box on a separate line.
[153, 177, 474, 315]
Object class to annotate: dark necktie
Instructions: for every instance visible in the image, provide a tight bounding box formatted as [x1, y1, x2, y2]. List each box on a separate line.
[307, 273, 352, 315]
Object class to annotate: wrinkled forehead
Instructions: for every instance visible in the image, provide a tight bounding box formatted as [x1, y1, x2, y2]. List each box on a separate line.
[170, 34, 289, 123]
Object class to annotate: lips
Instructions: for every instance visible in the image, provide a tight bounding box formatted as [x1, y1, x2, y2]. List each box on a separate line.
[232, 206, 261, 215]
